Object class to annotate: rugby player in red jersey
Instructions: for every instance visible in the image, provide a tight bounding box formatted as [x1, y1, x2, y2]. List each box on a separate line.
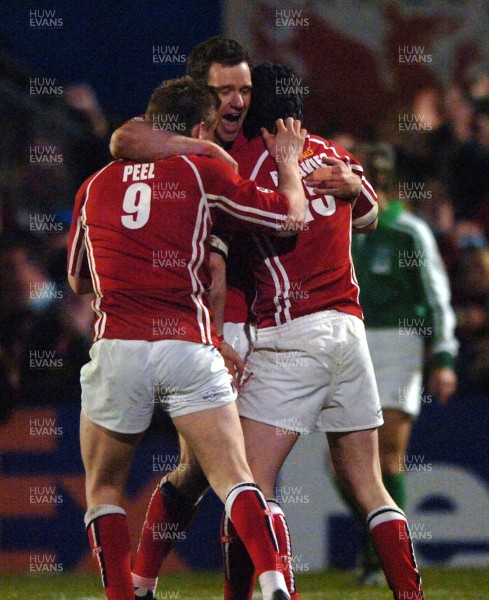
[214, 63, 424, 600]
[68, 76, 307, 600]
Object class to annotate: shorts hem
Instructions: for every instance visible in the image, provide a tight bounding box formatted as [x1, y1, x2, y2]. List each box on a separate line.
[81, 408, 149, 436]
[322, 419, 384, 433]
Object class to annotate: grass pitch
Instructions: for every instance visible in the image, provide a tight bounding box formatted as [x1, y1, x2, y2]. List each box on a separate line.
[0, 567, 487, 599]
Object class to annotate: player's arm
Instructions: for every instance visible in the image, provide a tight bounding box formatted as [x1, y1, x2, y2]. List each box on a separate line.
[414, 223, 458, 403]
[110, 120, 237, 171]
[203, 118, 307, 236]
[208, 240, 228, 340]
[208, 239, 245, 387]
[262, 117, 307, 233]
[304, 155, 362, 200]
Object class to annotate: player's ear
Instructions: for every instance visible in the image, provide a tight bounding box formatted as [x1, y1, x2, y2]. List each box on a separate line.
[191, 122, 206, 139]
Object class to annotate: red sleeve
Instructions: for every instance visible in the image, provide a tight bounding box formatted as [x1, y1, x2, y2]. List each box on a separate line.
[184, 155, 290, 232]
[330, 141, 378, 227]
[67, 178, 91, 279]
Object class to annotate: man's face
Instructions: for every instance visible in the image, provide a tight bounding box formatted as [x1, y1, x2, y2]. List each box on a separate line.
[206, 61, 252, 147]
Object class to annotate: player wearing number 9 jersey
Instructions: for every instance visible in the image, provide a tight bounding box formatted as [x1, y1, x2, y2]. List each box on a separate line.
[67, 76, 307, 600]
[67, 145, 293, 345]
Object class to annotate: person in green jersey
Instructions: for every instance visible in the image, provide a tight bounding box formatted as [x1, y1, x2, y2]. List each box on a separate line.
[347, 143, 458, 584]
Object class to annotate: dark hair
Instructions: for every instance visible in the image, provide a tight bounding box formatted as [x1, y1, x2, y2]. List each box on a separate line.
[243, 63, 304, 140]
[187, 36, 250, 84]
[146, 76, 219, 136]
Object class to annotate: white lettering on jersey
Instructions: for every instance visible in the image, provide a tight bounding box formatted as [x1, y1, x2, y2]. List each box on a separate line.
[122, 163, 155, 182]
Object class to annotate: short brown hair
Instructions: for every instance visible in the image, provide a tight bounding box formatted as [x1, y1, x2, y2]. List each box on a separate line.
[146, 76, 219, 136]
[187, 36, 250, 84]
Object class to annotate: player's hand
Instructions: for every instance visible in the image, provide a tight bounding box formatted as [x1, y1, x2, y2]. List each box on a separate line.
[262, 117, 307, 164]
[219, 341, 245, 389]
[428, 368, 457, 404]
[304, 156, 362, 200]
[197, 141, 238, 172]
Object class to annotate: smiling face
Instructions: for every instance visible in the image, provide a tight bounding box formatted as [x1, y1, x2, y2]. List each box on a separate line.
[206, 61, 252, 147]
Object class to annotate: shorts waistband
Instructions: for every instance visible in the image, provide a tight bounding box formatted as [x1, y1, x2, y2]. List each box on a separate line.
[256, 310, 353, 341]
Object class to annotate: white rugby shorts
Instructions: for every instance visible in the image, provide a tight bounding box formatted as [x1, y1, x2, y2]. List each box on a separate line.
[237, 310, 383, 433]
[223, 321, 256, 362]
[366, 328, 424, 417]
[81, 339, 236, 434]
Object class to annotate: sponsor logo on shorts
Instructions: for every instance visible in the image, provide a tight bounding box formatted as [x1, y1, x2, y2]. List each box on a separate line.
[202, 389, 232, 402]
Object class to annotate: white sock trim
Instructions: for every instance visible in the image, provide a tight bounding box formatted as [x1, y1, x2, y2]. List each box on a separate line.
[224, 482, 262, 518]
[132, 573, 158, 592]
[367, 504, 406, 531]
[84, 504, 126, 528]
[267, 499, 284, 516]
[258, 570, 289, 600]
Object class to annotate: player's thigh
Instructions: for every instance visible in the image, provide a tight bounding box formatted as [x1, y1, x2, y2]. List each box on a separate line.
[80, 411, 142, 503]
[172, 403, 252, 502]
[241, 416, 299, 498]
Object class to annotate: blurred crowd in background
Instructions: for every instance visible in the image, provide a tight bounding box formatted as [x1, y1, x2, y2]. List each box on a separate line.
[1, 52, 489, 424]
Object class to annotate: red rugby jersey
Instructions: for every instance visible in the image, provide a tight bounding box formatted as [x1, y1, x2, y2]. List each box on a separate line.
[230, 135, 378, 327]
[67, 155, 289, 343]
